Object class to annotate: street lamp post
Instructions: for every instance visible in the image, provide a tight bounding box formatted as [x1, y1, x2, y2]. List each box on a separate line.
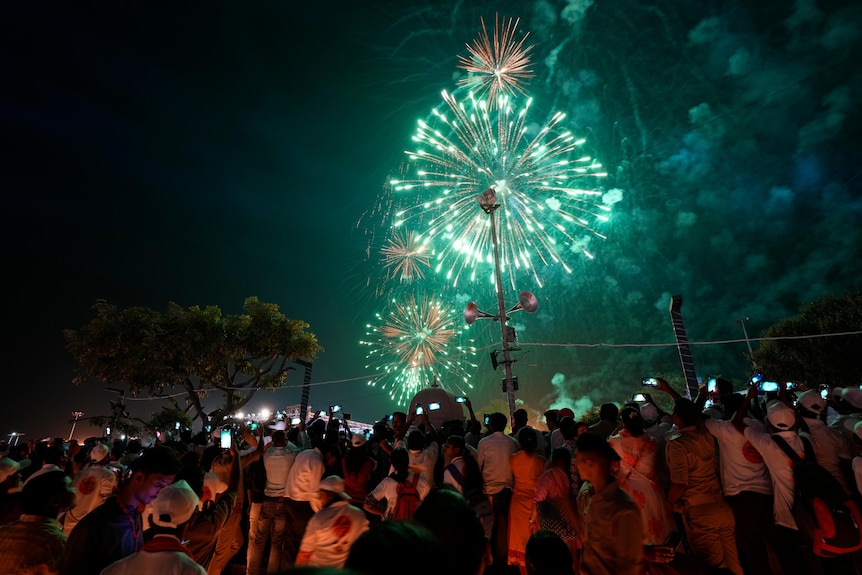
[734, 316, 756, 370]
[69, 411, 84, 441]
[465, 187, 538, 425]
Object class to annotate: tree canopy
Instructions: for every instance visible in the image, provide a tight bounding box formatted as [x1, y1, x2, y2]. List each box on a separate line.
[751, 292, 862, 387]
[65, 297, 321, 429]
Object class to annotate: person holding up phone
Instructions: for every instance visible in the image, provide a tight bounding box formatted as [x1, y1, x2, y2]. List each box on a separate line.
[655, 378, 744, 575]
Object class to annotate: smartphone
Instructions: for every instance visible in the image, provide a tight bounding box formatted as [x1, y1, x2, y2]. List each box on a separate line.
[416, 406, 424, 415]
[821, 387, 829, 400]
[275, 412, 285, 421]
[220, 430, 231, 449]
[428, 402, 441, 411]
[641, 377, 659, 387]
[750, 373, 763, 386]
[707, 378, 717, 393]
[290, 417, 301, 425]
[483, 413, 491, 426]
[330, 404, 342, 413]
[785, 381, 796, 390]
[632, 393, 647, 402]
[455, 396, 467, 403]
[175, 421, 180, 430]
[250, 423, 259, 430]
[758, 381, 780, 393]
[386, 414, 394, 421]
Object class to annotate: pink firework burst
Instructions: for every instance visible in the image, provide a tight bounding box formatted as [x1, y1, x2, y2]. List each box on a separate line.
[381, 230, 431, 283]
[457, 15, 534, 101]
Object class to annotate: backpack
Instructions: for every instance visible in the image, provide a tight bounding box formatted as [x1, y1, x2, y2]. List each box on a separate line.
[391, 472, 421, 521]
[772, 435, 862, 557]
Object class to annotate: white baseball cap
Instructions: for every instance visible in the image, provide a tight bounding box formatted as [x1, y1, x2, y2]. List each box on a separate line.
[842, 387, 862, 409]
[766, 401, 796, 431]
[151, 480, 199, 529]
[0, 457, 31, 483]
[797, 389, 826, 414]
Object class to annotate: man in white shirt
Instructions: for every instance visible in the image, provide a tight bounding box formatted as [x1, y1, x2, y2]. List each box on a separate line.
[704, 391, 775, 574]
[477, 412, 519, 570]
[295, 476, 368, 568]
[247, 429, 297, 575]
[733, 387, 822, 575]
[283, 441, 340, 569]
[403, 429, 439, 487]
[797, 389, 853, 494]
[64, 442, 117, 535]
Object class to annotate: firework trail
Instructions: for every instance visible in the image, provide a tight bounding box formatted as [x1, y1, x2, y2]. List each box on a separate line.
[457, 15, 534, 102]
[390, 89, 610, 289]
[361, 292, 477, 404]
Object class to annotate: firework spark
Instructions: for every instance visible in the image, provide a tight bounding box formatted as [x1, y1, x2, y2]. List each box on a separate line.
[381, 230, 431, 283]
[389, 89, 611, 288]
[457, 15, 534, 102]
[361, 293, 477, 404]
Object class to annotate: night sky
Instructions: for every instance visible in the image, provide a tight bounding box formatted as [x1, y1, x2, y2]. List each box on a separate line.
[4, 1, 861, 442]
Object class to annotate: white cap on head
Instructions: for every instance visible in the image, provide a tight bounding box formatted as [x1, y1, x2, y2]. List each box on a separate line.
[319, 475, 349, 499]
[766, 401, 796, 431]
[151, 480, 199, 529]
[0, 457, 31, 483]
[351, 433, 367, 447]
[90, 443, 111, 462]
[639, 403, 659, 423]
[797, 389, 826, 414]
[842, 387, 862, 410]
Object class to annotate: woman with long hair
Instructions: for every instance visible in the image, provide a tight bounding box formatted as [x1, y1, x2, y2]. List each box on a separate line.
[533, 447, 582, 570]
[508, 427, 546, 574]
[608, 406, 675, 545]
[342, 433, 377, 513]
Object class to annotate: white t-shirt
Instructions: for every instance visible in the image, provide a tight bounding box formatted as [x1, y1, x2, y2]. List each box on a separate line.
[704, 418, 772, 497]
[804, 418, 852, 494]
[407, 443, 439, 487]
[100, 537, 206, 575]
[263, 443, 298, 497]
[65, 464, 118, 535]
[285, 448, 325, 503]
[442, 456, 466, 495]
[853, 457, 862, 496]
[367, 471, 430, 518]
[297, 500, 369, 568]
[477, 431, 519, 495]
[743, 427, 813, 530]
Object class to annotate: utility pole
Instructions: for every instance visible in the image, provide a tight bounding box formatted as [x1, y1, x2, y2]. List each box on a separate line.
[69, 411, 84, 441]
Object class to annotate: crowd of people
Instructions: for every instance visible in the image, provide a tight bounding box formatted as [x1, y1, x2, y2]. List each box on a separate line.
[1, 378, 862, 575]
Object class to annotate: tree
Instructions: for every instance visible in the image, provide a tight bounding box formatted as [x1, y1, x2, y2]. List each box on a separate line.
[65, 297, 321, 430]
[751, 292, 862, 387]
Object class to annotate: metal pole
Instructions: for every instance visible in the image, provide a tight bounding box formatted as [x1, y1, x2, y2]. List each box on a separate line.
[69, 411, 84, 441]
[735, 317, 756, 369]
[486, 202, 516, 425]
[295, 360, 313, 421]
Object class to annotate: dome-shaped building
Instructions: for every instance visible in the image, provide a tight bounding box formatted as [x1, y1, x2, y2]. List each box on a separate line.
[408, 384, 468, 429]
